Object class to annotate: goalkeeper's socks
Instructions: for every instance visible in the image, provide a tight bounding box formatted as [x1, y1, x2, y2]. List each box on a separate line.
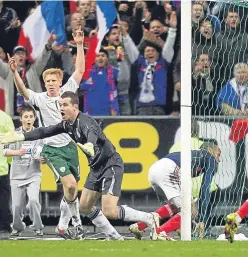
[158, 213, 181, 233]
[118, 205, 153, 225]
[65, 197, 82, 227]
[236, 199, 248, 221]
[87, 207, 122, 239]
[58, 197, 71, 230]
[137, 204, 175, 231]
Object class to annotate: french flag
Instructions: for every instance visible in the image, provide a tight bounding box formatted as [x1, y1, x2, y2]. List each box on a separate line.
[18, 1, 67, 62]
[82, 0, 117, 79]
[95, 1, 117, 52]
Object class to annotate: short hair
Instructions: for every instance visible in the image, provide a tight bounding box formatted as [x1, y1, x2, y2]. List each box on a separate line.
[61, 91, 79, 105]
[20, 104, 36, 118]
[42, 68, 63, 83]
[233, 63, 248, 76]
[200, 139, 218, 151]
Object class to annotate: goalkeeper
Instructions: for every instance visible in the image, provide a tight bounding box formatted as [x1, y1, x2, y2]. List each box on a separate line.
[0, 91, 160, 240]
[129, 140, 221, 240]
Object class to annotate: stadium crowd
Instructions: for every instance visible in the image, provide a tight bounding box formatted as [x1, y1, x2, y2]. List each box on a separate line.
[0, 0, 247, 117]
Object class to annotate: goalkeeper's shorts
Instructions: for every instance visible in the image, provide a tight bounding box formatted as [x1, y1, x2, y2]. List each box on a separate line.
[42, 141, 80, 182]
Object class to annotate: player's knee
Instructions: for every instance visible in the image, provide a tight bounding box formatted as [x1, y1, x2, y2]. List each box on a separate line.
[64, 180, 77, 192]
[79, 201, 92, 215]
[102, 205, 118, 219]
[169, 197, 181, 214]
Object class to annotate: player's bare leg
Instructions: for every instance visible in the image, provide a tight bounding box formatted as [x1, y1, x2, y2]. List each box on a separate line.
[56, 174, 85, 240]
[101, 194, 160, 240]
[79, 188, 123, 240]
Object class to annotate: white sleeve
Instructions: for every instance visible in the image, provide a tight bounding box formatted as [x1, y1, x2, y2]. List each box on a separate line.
[60, 76, 79, 94]
[26, 90, 45, 107]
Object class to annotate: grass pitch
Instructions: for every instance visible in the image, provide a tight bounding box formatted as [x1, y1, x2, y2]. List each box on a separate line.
[0, 240, 247, 257]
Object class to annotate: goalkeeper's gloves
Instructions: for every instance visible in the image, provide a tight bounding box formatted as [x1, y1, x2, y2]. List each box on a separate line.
[0, 131, 25, 144]
[77, 142, 94, 157]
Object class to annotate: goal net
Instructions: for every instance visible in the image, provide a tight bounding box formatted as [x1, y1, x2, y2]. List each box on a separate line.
[191, 0, 248, 238]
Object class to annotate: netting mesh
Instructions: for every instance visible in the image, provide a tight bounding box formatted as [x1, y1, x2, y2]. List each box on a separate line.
[191, 0, 248, 238]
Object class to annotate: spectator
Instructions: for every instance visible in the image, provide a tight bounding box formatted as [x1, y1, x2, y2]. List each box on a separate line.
[103, 24, 131, 115]
[66, 11, 85, 45]
[0, 34, 55, 116]
[80, 48, 129, 116]
[217, 8, 248, 82]
[44, 45, 74, 85]
[122, 12, 177, 116]
[76, 0, 97, 37]
[0, 109, 15, 232]
[216, 63, 248, 116]
[0, 0, 21, 53]
[0, 46, 6, 61]
[192, 2, 205, 32]
[192, 53, 219, 116]
[172, 49, 180, 115]
[192, 17, 220, 77]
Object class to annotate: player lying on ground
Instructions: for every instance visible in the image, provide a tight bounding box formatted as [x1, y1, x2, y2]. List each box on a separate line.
[0, 91, 159, 240]
[8, 26, 85, 240]
[129, 141, 221, 240]
[2, 105, 44, 237]
[224, 199, 248, 243]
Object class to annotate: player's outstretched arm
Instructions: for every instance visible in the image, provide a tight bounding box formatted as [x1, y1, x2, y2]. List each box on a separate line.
[7, 53, 30, 100]
[0, 123, 66, 144]
[72, 26, 85, 85]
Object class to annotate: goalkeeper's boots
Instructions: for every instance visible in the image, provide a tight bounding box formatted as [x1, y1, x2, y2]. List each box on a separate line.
[224, 213, 239, 243]
[75, 225, 86, 240]
[129, 223, 144, 240]
[156, 231, 176, 241]
[55, 226, 73, 240]
[148, 212, 160, 240]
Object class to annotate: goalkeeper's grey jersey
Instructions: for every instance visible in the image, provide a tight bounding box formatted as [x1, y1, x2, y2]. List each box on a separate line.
[27, 76, 79, 147]
[2, 127, 43, 182]
[24, 112, 116, 169]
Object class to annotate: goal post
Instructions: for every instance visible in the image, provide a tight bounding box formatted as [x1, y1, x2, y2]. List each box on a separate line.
[180, 0, 192, 241]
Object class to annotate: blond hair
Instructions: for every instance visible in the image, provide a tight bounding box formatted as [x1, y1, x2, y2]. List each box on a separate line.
[42, 68, 63, 83]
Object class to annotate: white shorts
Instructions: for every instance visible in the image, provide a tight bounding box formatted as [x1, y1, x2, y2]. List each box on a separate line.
[148, 158, 181, 202]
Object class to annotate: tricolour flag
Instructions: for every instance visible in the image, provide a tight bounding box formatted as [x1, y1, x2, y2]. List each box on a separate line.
[18, 1, 67, 61]
[95, 0, 117, 52]
[82, 0, 117, 79]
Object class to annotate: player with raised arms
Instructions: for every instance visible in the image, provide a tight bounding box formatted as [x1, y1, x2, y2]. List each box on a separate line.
[7, 26, 85, 239]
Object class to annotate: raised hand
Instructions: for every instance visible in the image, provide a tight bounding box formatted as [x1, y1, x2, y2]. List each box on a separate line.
[47, 30, 57, 45]
[72, 26, 84, 45]
[169, 11, 177, 28]
[7, 53, 17, 72]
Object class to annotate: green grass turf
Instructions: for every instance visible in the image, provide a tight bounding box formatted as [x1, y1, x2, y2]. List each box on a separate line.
[0, 240, 247, 257]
